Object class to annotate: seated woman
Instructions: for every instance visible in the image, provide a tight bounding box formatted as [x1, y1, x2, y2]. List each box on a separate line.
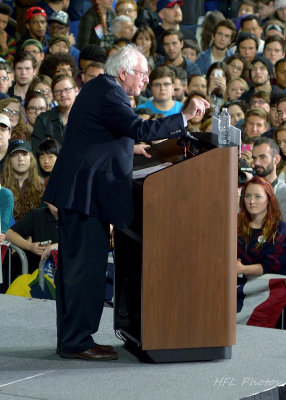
[237, 175, 286, 279]
[0, 98, 28, 141]
[225, 77, 249, 101]
[3, 140, 43, 222]
[24, 92, 49, 139]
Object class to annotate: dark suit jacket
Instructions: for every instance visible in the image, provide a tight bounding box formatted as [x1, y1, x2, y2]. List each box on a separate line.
[43, 74, 186, 228]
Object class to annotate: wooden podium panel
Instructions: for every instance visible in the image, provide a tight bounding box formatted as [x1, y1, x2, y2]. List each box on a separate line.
[141, 147, 237, 350]
[114, 140, 237, 362]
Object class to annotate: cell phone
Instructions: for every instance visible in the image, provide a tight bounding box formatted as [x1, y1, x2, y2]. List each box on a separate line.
[40, 240, 52, 246]
[241, 144, 252, 152]
[214, 69, 223, 78]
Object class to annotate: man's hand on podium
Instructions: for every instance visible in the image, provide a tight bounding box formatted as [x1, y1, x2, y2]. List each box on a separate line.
[134, 144, 152, 158]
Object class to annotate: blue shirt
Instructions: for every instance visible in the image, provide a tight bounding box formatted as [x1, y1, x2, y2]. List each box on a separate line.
[136, 100, 183, 117]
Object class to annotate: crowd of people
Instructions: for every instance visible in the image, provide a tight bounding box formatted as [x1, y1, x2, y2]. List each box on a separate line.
[0, 0, 285, 332]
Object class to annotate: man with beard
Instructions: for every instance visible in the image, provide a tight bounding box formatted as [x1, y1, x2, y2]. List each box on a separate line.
[195, 19, 236, 75]
[252, 137, 286, 220]
[240, 56, 282, 103]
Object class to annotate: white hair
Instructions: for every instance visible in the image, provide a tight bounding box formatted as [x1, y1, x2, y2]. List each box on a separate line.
[104, 44, 144, 77]
[110, 15, 132, 35]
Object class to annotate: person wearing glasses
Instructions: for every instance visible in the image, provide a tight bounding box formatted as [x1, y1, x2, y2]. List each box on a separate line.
[27, 75, 55, 109]
[31, 74, 78, 152]
[21, 39, 45, 76]
[0, 98, 28, 141]
[136, 65, 183, 116]
[0, 62, 12, 98]
[7, 52, 37, 106]
[24, 91, 48, 138]
[43, 44, 209, 361]
[39, 52, 78, 80]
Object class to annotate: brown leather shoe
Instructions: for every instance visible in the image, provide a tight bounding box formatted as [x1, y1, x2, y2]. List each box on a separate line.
[60, 345, 118, 361]
[56, 343, 114, 354]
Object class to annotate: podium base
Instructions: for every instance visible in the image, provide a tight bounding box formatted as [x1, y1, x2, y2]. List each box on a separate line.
[123, 339, 232, 364]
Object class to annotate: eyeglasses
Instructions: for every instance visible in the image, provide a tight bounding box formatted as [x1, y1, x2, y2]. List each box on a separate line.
[26, 49, 41, 55]
[53, 87, 75, 97]
[35, 88, 51, 95]
[27, 106, 47, 114]
[250, 100, 267, 106]
[55, 67, 73, 74]
[2, 107, 20, 117]
[117, 8, 135, 14]
[151, 82, 173, 88]
[228, 63, 243, 72]
[132, 69, 148, 78]
[0, 76, 9, 81]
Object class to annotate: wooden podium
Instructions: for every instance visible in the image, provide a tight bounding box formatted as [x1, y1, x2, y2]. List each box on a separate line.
[114, 135, 237, 363]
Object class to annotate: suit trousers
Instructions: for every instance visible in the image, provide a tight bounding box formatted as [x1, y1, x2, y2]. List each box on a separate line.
[57, 207, 110, 353]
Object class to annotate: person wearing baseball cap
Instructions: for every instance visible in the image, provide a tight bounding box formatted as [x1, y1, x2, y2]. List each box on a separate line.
[48, 34, 71, 55]
[153, 0, 197, 56]
[46, 11, 80, 67]
[7, 139, 31, 156]
[17, 7, 49, 52]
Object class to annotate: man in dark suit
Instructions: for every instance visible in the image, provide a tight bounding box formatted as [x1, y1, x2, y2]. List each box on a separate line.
[44, 44, 209, 361]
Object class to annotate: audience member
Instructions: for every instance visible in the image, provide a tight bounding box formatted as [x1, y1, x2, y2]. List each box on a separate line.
[78, 44, 106, 73]
[272, 0, 286, 28]
[183, 91, 212, 132]
[0, 113, 11, 178]
[77, 0, 115, 50]
[274, 122, 286, 181]
[225, 54, 248, 80]
[160, 29, 200, 76]
[0, 98, 28, 140]
[237, 175, 286, 278]
[0, 185, 14, 234]
[277, 96, 286, 124]
[38, 52, 78, 80]
[81, 62, 105, 85]
[132, 26, 162, 71]
[0, 3, 16, 67]
[100, 15, 136, 52]
[154, 0, 197, 56]
[47, 11, 80, 66]
[8, 52, 37, 105]
[199, 10, 225, 52]
[3, 139, 43, 221]
[223, 99, 248, 127]
[24, 91, 48, 138]
[36, 138, 61, 181]
[115, 0, 138, 24]
[274, 58, 286, 92]
[252, 137, 286, 220]
[240, 56, 278, 104]
[240, 15, 265, 54]
[270, 93, 283, 127]
[187, 74, 207, 96]
[27, 75, 54, 109]
[5, 202, 58, 278]
[263, 35, 286, 67]
[181, 39, 200, 63]
[196, 19, 236, 75]
[243, 108, 271, 140]
[135, 0, 159, 31]
[257, 0, 275, 24]
[206, 61, 230, 114]
[0, 61, 12, 96]
[226, 77, 249, 101]
[170, 66, 187, 102]
[237, 0, 258, 18]
[17, 7, 49, 52]
[31, 74, 78, 152]
[21, 39, 45, 76]
[249, 91, 271, 114]
[263, 19, 286, 40]
[48, 34, 70, 55]
[136, 65, 183, 116]
[236, 32, 259, 68]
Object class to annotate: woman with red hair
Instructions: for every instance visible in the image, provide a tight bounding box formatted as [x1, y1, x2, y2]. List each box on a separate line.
[237, 175, 286, 277]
